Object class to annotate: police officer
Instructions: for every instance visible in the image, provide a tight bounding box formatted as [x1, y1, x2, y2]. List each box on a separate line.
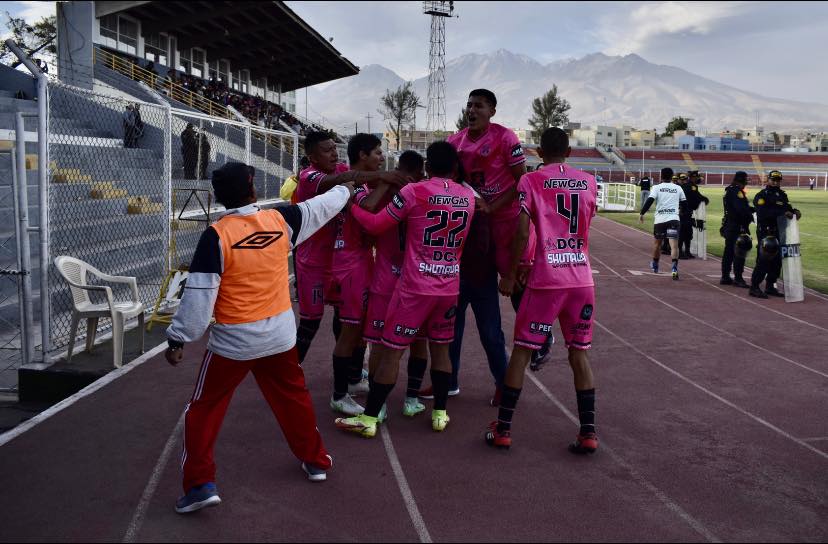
[720, 171, 754, 287]
[639, 175, 651, 213]
[678, 171, 710, 258]
[750, 170, 802, 299]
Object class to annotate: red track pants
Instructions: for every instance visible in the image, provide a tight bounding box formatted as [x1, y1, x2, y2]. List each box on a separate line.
[181, 347, 332, 492]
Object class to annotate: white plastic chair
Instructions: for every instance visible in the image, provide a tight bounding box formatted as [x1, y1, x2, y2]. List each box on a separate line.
[54, 256, 145, 368]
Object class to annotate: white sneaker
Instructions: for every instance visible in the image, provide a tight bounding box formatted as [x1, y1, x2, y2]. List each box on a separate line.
[330, 394, 365, 416]
[348, 378, 370, 396]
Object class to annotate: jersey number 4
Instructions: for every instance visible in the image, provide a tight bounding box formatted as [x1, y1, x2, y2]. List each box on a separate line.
[556, 193, 580, 234]
[423, 210, 469, 248]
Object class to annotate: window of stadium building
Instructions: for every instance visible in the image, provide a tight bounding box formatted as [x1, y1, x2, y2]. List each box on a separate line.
[144, 33, 168, 66]
[191, 48, 206, 79]
[218, 60, 229, 84]
[178, 48, 191, 74]
[99, 14, 138, 56]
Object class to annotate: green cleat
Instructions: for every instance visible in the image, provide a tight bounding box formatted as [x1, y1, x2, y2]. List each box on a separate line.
[402, 397, 426, 417]
[335, 414, 378, 438]
[431, 409, 450, 432]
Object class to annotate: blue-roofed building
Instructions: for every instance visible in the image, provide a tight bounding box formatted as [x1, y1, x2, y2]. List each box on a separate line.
[678, 135, 750, 151]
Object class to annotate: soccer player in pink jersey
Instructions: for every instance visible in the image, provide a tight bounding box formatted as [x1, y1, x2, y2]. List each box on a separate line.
[440, 89, 551, 405]
[359, 151, 430, 418]
[487, 127, 600, 454]
[335, 142, 475, 437]
[328, 134, 386, 416]
[293, 131, 404, 365]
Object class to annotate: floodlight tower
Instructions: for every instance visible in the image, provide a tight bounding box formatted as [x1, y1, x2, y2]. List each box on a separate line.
[423, 1, 453, 138]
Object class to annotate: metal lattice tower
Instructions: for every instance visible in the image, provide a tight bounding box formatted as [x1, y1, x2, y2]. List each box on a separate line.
[423, 1, 453, 136]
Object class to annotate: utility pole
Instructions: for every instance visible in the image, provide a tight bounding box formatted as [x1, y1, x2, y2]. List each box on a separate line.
[355, 122, 358, 135]
[365, 113, 373, 133]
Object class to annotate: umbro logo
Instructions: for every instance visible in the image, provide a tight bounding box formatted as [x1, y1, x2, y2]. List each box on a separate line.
[231, 231, 284, 249]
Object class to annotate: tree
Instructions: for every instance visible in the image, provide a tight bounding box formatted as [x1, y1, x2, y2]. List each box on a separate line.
[528, 85, 571, 140]
[455, 109, 468, 131]
[0, 12, 57, 70]
[378, 81, 421, 151]
[663, 116, 689, 137]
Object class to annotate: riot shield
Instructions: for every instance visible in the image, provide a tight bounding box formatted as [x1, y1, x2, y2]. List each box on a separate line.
[690, 202, 707, 260]
[778, 215, 804, 303]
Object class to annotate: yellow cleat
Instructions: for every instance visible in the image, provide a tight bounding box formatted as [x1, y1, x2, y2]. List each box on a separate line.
[431, 409, 450, 432]
[335, 414, 378, 438]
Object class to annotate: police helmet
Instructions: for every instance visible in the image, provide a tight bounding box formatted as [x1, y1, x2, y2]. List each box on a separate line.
[678, 173, 688, 182]
[767, 170, 783, 183]
[735, 233, 753, 259]
[760, 236, 780, 260]
[671, 174, 679, 182]
[688, 170, 700, 178]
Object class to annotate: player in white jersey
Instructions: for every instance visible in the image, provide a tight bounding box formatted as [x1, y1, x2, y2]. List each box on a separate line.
[640, 167, 686, 280]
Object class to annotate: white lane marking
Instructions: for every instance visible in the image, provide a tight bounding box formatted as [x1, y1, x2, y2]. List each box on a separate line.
[380, 426, 432, 543]
[592, 319, 828, 461]
[123, 410, 186, 543]
[594, 216, 828, 302]
[627, 269, 674, 278]
[526, 373, 721, 543]
[592, 253, 828, 379]
[0, 341, 168, 448]
[801, 437, 828, 443]
[686, 273, 828, 333]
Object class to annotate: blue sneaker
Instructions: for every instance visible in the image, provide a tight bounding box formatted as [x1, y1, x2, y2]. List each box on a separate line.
[175, 482, 221, 514]
[302, 462, 329, 482]
[650, 260, 659, 274]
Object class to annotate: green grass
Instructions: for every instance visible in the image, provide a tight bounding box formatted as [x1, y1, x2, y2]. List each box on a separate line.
[599, 187, 828, 294]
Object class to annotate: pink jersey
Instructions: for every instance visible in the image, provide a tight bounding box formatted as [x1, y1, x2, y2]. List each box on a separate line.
[517, 163, 597, 290]
[332, 187, 374, 274]
[370, 194, 406, 296]
[447, 123, 525, 220]
[294, 162, 349, 268]
[351, 178, 475, 296]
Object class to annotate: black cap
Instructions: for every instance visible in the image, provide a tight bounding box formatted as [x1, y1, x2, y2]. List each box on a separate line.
[733, 171, 748, 184]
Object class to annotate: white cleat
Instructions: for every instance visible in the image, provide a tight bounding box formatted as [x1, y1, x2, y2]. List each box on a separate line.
[330, 393, 365, 416]
[348, 378, 370, 396]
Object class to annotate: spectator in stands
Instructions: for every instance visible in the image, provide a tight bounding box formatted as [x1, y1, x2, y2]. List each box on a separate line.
[122, 104, 137, 148]
[181, 123, 198, 179]
[198, 130, 211, 180]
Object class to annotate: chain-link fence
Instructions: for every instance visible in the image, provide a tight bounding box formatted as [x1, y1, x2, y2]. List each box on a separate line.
[0, 148, 25, 391]
[42, 81, 298, 355]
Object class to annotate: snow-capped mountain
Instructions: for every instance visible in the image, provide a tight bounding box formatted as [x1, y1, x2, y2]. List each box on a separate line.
[307, 50, 828, 133]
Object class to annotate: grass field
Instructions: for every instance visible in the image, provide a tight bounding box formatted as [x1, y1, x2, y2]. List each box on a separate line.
[599, 187, 828, 293]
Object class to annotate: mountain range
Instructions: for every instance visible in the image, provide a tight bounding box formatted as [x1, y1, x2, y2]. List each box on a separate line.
[307, 50, 828, 133]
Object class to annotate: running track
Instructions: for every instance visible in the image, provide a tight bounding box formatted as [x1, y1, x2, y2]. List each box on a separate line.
[0, 216, 825, 542]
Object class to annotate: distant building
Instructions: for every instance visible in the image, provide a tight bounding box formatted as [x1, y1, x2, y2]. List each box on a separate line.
[384, 128, 452, 153]
[512, 128, 536, 145]
[630, 129, 656, 147]
[677, 135, 750, 151]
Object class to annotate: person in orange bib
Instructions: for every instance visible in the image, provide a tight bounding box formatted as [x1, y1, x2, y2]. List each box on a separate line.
[165, 162, 356, 514]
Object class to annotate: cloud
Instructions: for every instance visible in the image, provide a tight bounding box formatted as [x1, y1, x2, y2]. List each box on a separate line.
[15, 1, 55, 21]
[602, 1, 747, 55]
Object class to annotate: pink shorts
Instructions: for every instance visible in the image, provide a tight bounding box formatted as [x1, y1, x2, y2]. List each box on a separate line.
[381, 288, 458, 349]
[492, 215, 537, 276]
[329, 267, 371, 325]
[295, 264, 333, 320]
[514, 286, 595, 350]
[363, 291, 392, 344]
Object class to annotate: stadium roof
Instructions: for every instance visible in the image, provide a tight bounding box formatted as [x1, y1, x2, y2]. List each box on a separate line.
[96, 1, 359, 92]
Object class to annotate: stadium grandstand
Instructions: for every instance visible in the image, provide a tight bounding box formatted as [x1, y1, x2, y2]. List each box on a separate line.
[0, 1, 359, 394]
[526, 144, 828, 188]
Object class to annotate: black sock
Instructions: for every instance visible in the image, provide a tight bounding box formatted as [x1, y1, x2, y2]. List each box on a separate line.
[349, 346, 367, 384]
[406, 357, 428, 398]
[430, 369, 451, 410]
[576, 388, 596, 436]
[365, 382, 394, 417]
[296, 319, 320, 363]
[496, 385, 522, 434]
[332, 355, 351, 400]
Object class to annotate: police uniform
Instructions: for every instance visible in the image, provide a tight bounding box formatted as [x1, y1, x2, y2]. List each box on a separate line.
[679, 173, 709, 258]
[750, 174, 800, 296]
[720, 176, 753, 286]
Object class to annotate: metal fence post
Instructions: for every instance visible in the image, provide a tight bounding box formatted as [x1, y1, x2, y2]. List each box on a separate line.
[245, 125, 251, 165]
[37, 73, 49, 359]
[14, 114, 33, 365]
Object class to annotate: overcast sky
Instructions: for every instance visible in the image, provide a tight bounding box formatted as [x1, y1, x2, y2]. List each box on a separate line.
[3, 1, 827, 104]
[287, 1, 828, 105]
